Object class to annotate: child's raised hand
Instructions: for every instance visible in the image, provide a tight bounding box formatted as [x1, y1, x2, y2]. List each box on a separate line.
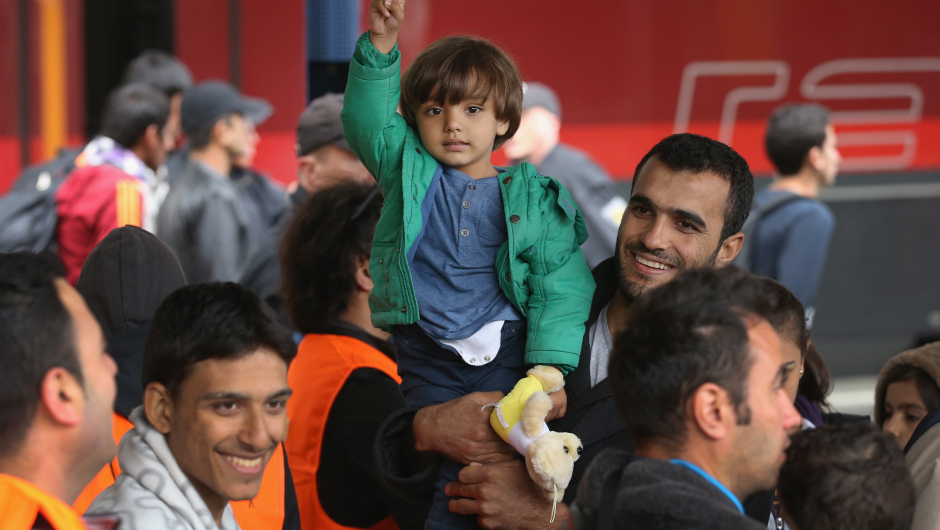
[369, 0, 405, 54]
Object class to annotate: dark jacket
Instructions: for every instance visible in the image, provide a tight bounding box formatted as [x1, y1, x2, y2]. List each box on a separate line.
[76, 225, 186, 418]
[156, 160, 252, 283]
[373, 257, 630, 504]
[571, 450, 766, 530]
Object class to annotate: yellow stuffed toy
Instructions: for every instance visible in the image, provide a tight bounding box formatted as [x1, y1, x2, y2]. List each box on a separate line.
[489, 365, 582, 505]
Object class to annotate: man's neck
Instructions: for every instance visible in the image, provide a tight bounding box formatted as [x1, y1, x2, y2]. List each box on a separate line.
[769, 171, 821, 198]
[339, 294, 390, 341]
[190, 146, 232, 177]
[606, 289, 632, 340]
[0, 442, 83, 504]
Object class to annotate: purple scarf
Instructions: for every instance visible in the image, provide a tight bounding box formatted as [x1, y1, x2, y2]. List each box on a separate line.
[794, 394, 824, 427]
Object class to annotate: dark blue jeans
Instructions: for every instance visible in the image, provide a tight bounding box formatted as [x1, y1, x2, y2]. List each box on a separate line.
[393, 320, 526, 530]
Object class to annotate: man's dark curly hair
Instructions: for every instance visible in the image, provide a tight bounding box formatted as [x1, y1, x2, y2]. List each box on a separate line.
[632, 133, 754, 242]
[279, 182, 382, 334]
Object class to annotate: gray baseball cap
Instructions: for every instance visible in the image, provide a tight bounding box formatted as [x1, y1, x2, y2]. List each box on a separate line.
[180, 80, 272, 135]
[296, 93, 350, 156]
[522, 82, 561, 118]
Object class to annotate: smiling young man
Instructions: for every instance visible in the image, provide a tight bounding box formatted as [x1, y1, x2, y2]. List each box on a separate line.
[86, 282, 296, 529]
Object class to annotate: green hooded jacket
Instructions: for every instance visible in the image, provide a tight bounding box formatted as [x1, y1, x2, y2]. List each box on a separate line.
[341, 33, 595, 373]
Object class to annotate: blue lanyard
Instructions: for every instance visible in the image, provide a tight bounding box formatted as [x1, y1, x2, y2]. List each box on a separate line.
[669, 459, 744, 514]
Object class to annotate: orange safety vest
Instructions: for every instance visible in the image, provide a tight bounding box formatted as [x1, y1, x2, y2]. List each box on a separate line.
[286, 333, 401, 530]
[72, 412, 287, 530]
[0, 474, 89, 530]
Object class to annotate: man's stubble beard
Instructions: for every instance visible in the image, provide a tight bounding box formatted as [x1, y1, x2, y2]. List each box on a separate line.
[614, 241, 722, 300]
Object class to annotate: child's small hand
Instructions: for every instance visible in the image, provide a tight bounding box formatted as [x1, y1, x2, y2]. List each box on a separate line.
[544, 387, 568, 421]
[369, 0, 405, 54]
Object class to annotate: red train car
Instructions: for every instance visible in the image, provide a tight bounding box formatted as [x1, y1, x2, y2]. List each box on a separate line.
[3, 0, 940, 374]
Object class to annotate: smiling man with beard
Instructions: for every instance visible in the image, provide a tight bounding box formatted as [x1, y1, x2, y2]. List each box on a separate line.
[373, 133, 757, 529]
[86, 282, 295, 530]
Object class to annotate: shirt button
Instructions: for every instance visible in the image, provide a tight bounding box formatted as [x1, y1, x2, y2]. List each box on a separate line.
[462, 201, 471, 209]
[484, 356, 491, 362]
[502, 176, 512, 184]
[415, 147, 421, 154]
[468, 184, 476, 190]
[505, 271, 512, 281]
[460, 229, 470, 237]
[401, 307, 407, 313]
[510, 214, 520, 223]
[469, 358, 476, 364]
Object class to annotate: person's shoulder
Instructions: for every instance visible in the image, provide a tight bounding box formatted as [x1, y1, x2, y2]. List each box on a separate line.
[85, 473, 162, 520]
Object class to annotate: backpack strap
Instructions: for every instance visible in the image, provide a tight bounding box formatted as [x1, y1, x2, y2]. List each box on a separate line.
[734, 192, 806, 270]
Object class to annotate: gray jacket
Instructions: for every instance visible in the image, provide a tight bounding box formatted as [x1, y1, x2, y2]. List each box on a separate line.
[86, 408, 240, 530]
[536, 144, 626, 269]
[156, 160, 252, 283]
[571, 450, 765, 530]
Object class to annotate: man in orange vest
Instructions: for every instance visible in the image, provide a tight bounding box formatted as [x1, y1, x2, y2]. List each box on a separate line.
[280, 182, 430, 528]
[84, 282, 296, 529]
[0, 252, 119, 530]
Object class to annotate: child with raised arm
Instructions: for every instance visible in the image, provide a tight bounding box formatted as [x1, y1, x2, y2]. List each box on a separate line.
[342, 1, 595, 528]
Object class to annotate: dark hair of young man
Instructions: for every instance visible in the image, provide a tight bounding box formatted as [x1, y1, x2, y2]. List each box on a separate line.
[185, 115, 232, 151]
[142, 282, 296, 399]
[778, 422, 915, 530]
[99, 83, 171, 151]
[122, 50, 194, 98]
[608, 266, 791, 450]
[877, 364, 940, 429]
[0, 252, 81, 458]
[279, 182, 382, 334]
[765, 103, 831, 176]
[631, 133, 755, 242]
[399, 35, 523, 149]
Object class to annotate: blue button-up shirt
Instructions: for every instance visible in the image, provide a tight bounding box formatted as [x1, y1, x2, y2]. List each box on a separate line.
[409, 165, 522, 341]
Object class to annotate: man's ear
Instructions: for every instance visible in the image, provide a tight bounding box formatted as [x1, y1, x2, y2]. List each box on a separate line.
[715, 232, 744, 266]
[142, 123, 162, 150]
[39, 367, 84, 427]
[690, 383, 732, 441]
[144, 382, 174, 435]
[212, 119, 231, 147]
[354, 255, 374, 293]
[297, 155, 321, 193]
[806, 145, 825, 173]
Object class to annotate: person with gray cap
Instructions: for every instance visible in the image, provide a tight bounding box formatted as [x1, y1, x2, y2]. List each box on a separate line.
[157, 80, 272, 284]
[503, 82, 626, 268]
[239, 92, 371, 313]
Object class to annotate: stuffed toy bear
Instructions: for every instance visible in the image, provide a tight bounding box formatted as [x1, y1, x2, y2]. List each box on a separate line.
[489, 365, 583, 504]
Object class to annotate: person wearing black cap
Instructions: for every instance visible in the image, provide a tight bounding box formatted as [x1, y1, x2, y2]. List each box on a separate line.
[156, 80, 272, 284]
[503, 82, 627, 269]
[239, 92, 371, 313]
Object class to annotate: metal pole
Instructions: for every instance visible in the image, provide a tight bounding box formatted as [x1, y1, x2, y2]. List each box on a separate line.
[18, 0, 30, 167]
[229, 0, 240, 89]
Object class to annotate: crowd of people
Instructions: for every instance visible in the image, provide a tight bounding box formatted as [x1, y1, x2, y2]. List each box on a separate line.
[2, 1, 939, 529]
